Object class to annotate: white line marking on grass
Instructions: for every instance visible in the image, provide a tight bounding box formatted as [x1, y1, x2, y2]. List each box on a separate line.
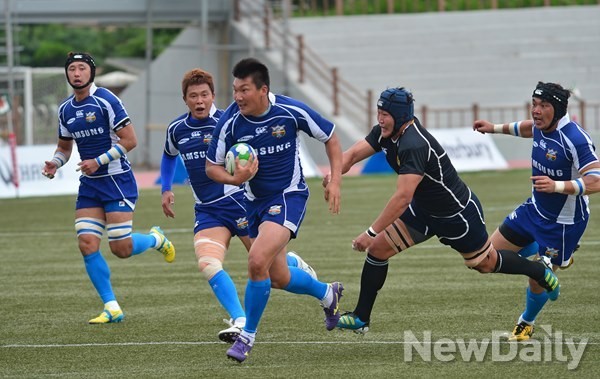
[2, 340, 598, 348]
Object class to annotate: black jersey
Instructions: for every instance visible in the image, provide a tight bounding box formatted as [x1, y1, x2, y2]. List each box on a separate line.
[365, 118, 471, 217]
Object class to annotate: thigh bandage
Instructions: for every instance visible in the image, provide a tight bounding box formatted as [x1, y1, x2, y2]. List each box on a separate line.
[75, 218, 105, 239]
[194, 237, 226, 280]
[106, 220, 133, 242]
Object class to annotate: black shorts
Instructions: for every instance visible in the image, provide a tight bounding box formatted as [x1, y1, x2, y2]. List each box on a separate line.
[399, 192, 489, 254]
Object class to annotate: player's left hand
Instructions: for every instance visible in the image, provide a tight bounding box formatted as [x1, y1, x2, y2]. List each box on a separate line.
[352, 231, 372, 253]
[161, 191, 176, 218]
[531, 175, 555, 193]
[77, 159, 100, 175]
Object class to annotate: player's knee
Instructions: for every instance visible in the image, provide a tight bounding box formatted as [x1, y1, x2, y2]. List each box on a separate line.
[195, 238, 226, 280]
[367, 244, 396, 260]
[109, 240, 133, 259]
[198, 256, 223, 280]
[464, 252, 493, 273]
[463, 243, 495, 273]
[247, 253, 269, 278]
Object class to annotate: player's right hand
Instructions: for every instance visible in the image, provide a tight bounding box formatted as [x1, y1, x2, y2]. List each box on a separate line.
[42, 161, 58, 179]
[473, 119, 493, 134]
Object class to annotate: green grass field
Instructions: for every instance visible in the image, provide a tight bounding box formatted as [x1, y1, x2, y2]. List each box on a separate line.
[1, 170, 599, 378]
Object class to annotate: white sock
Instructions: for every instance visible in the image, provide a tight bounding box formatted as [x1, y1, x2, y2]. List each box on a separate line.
[152, 233, 161, 248]
[320, 284, 333, 307]
[240, 330, 256, 346]
[105, 300, 121, 311]
[233, 317, 246, 328]
[518, 314, 533, 325]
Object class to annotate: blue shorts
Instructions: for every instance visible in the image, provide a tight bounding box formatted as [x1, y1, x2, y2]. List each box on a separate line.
[500, 199, 587, 267]
[194, 194, 250, 237]
[400, 192, 489, 253]
[76, 172, 138, 212]
[245, 189, 310, 239]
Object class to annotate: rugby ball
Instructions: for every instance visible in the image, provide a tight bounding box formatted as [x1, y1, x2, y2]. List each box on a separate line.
[225, 143, 256, 176]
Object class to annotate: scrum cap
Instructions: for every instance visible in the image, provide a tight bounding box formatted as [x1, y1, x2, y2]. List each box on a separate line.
[532, 82, 570, 126]
[65, 52, 96, 89]
[377, 87, 414, 133]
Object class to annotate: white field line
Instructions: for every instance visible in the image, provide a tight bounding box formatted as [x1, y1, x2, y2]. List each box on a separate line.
[2, 339, 599, 349]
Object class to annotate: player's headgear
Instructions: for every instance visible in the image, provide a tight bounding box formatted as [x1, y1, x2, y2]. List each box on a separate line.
[532, 82, 570, 127]
[377, 87, 414, 134]
[65, 52, 96, 89]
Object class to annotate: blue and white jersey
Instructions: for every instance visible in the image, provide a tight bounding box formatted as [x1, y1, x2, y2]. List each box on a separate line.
[164, 104, 243, 204]
[207, 93, 335, 201]
[57, 84, 132, 177]
[530, 114, 598, 224]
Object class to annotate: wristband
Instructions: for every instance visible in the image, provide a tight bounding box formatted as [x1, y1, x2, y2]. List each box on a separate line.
[366, 227, 377, 238]
[553, 181, 565, 193]
[509, 121, 521, 136]
[95, 144, 127, 166]
[492, 124, 504, 134]
[50, 151, 67, 168]
[570, 178, 586, 195]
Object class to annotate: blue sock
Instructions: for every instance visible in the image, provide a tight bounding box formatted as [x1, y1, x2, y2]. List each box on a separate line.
[522, 286, 549, 323]
[208, 270, 245, 321]
[243, 278, 271, 333]
[131, 233, 156, 255]
[286, 253, 298, 267]
[83, 251, 116, 303]
[283, 267, 328, 299]
[519, 242, 539, 258]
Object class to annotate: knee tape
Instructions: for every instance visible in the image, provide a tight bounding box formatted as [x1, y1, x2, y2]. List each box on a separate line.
[198, 256, 223, 280]
[462, 242, 492, 269]
[75, 218, 105, 239]
[106, 220, 133, 242]
[195, 238, 226, 280]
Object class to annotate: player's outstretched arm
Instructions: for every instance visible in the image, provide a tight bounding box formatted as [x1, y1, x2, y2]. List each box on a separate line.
[474, 119, 533, 138]
[322, 139, 375, 188]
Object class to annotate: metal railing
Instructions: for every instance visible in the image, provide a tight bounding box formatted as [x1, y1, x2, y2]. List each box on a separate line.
[293, 0, 600, 16]
[235, 0, 374, 130]
[234, 0, 600, 132]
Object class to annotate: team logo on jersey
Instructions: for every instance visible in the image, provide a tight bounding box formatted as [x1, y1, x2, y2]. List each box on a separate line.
[546, 149, 557, 161]
[271, 125, 286, 138]
[179, 138, 190, 145]
[381, 147, 388, 155]
[236, 217, 249, 229]
[544, 247, 559, 259]
[203, 133, 212, 144]
[256, 126, 269, 135]
[67, 117, 76, 125]
[76, 110, 84, 118]
[539, 140, 547, 149]
[85, 112, 96, 123]
[239, 135, 254, 142]
[268, 205, 282, 216]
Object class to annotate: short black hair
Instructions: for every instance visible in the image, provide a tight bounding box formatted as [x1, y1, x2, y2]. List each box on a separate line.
[232, 58, 270, 89]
